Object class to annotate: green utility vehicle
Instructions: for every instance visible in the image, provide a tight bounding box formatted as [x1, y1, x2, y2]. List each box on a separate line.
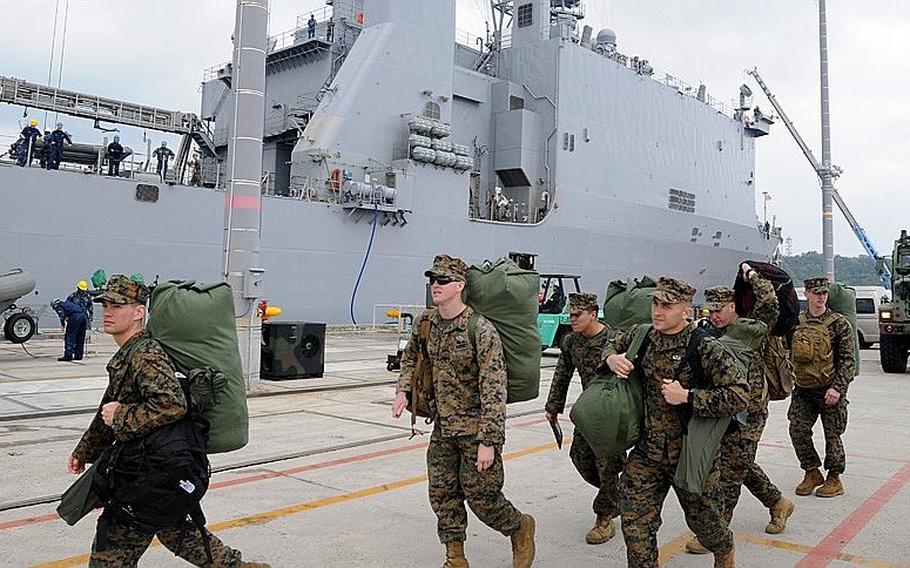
[878, 230, 910, 373]
[537, 273, 582, 350]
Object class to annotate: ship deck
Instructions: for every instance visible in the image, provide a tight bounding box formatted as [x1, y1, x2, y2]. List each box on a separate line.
[0, 332, 907, 567]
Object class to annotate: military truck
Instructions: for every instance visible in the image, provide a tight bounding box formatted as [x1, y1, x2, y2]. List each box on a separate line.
[878, 230, 910, 372]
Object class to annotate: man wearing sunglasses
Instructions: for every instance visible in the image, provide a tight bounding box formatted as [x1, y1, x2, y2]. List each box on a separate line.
[788, 276, 856, 498]
[544, 292, 624, 545]
[393, 254, 536, 568]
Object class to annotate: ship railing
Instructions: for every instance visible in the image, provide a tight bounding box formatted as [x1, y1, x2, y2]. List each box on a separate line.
[650, 68, 733, 116]
[202, 7, 337, 84]
[371, 304, 429, 333]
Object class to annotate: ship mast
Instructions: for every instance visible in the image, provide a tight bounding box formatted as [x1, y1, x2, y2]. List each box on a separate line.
[223, 0, 268, 388]
[819, 0, 835, 281]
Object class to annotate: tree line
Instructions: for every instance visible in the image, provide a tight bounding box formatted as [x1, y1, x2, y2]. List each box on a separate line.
[779, 252, 884, 287]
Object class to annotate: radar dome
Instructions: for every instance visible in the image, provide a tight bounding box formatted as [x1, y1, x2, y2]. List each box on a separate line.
[596, 28, 617, 46]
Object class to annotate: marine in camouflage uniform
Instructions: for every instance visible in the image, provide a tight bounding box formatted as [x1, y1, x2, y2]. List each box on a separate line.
[689, 272, 792, 553]
[788, 276, 856, 498]
[544, 292, 624, 544]
[603, 277, 748, 568]
[69, 275, 266, 568]
[395, 255, 535, 568]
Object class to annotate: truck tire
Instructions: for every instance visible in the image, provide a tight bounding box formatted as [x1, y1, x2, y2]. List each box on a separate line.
[3, 313, 36, 344]
[879, 335, 908, 373]
[858, 331, 871, 350]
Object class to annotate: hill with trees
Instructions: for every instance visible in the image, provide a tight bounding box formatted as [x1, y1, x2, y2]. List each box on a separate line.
[779, 252, 884, 287]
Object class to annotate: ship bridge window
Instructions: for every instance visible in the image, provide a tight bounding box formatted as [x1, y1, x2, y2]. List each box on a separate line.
[517, 3, 533, 28]
[423, 101, 441, 120]
[510, 96, 525, 110]
[668, 188, 696, 213]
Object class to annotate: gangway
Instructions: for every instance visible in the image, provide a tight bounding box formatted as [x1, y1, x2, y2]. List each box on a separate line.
[747, 67, 892, 288]
[0, 75, 217, 182]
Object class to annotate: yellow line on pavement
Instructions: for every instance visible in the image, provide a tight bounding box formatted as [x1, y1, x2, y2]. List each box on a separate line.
[658, 531, 693, 566]
[32, 440, 561, 567]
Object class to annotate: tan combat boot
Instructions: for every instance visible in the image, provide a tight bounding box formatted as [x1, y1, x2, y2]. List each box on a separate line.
[765, 497, 795, 534]
[794, 468, 825, 496]
[685, 535, 710, 554]
[585, 515, 616, 545]
[713, 543, 735, 568]
[815, 473, 844, 498]
[443, 541, 469, 568]
[510, 513, 536, 568]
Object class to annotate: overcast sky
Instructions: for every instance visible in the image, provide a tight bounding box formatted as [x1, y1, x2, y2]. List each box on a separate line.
[2, 0, 906, 257]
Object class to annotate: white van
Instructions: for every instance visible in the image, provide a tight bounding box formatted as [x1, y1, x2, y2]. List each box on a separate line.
[795, 286, 890, 348]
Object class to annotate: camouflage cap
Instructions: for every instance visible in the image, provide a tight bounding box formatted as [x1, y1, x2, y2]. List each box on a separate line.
[653, 276, 695, 304]
[803, 276, 829, 294]
[93, 274, 150, 305]
[568, 292, 599, 313]
[424, 254, 468, 282]
[704, 285, 735, 311]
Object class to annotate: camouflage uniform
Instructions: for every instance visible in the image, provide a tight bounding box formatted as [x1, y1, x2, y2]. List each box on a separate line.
[545, 292, 624, 520]
[704, 277, 784, 518]
[603, 277, 749, 567]
[73, 275, 244, 567]
[398, 256, 523, 544]
[788, 277, 856, 476]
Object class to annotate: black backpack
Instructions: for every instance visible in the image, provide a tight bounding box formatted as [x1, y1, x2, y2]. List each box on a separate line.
[92, 340, 212, 560]
[733, 260, 799, 336]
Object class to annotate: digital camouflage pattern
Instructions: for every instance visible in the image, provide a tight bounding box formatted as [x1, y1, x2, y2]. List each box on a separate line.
[75, 330, 248, 566]
[72, 331, 187, 463]
[708, 271, 783, 518]
[569, 434, 625, 518]
[545, 328, 610, 415]
[545, 326, 624, 519]
[568, 292, 599, 313]
[788, 387, 849, 474]
[398, 307, 507, 446]
[93, 274, 150, 305]
[803, 276, 829, 294]
[90, 513, 242, 567]
[652, 276, 695, 304]
[788, 303, 854, 475]
[423, 254, 468, 281]
[791, 310, 855, 393]
[427, 433, 522, 544]
[603, 324, 748, 566]
[703, 285, 734, 311]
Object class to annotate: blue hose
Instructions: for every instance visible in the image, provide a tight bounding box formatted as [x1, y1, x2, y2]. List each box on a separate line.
[350, 204, 380, 324]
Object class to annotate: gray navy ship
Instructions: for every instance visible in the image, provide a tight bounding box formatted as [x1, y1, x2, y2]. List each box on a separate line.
[0, 0, 780, 323]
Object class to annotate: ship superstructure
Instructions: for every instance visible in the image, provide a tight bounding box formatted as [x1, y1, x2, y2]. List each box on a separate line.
[0, 0, 779, 323]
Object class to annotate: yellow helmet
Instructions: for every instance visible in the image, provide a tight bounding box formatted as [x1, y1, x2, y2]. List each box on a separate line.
[29, 118, 38, 127]
[77, 280, 89, 291]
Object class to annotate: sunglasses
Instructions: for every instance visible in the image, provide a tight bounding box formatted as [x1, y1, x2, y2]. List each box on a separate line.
[429, 275, 456, 286]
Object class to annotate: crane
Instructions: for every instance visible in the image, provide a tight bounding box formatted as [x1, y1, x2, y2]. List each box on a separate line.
[746, 67, 892, 288]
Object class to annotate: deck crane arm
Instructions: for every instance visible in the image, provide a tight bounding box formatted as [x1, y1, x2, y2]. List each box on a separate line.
[746, 67, 892, 288]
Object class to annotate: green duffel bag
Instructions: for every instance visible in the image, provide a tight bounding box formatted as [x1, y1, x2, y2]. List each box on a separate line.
[465, 258, 541, 404]
[826, 282, 861, 376]
[57, 462, 101, 526]
[603, 276, 656, 330]
[569, 324, 651, 457]
[147, 280, 249, 454]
